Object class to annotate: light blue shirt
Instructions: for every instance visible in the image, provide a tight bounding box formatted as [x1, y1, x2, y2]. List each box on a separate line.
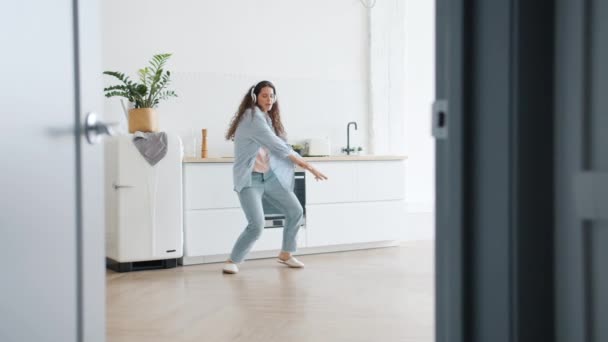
[233, 107, 299, 192]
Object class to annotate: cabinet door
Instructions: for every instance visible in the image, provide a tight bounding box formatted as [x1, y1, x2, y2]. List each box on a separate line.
[306, 204, 359, 246]
[184, 209, 305, 256]
[306, 201, 405, 247]
[184, 209, 246, 256]
[184, 163, 240, 209]
[356, 161, 405, 201]
[306, 162, 356, 204]
[306, 161, 405, 204]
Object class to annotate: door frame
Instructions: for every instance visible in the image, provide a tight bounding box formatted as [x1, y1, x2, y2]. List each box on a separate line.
[435, 0, 555, 341]
[73, 0, 105, 340]
[554, 0, 604, 340]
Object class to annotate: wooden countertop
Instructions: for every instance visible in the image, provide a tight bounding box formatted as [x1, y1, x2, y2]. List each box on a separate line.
[183, 155, 407, 163]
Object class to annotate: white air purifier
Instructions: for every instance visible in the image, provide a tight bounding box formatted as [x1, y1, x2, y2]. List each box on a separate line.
[104, 133, 183, 272]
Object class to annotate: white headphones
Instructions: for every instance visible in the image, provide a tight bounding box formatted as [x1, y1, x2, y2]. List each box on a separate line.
[250, 86, 257, 103]
[250, 82, 277, 104]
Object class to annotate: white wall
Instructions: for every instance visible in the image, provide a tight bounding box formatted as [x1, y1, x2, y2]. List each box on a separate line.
[101, 0, 435, 240]
[369, 0, 406, 156]
[102, 0, 369, 157]
[403, 0, 436, 239]
[365, 0, 434, 240]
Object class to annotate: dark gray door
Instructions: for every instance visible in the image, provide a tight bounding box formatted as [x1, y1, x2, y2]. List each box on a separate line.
[434, 0, 466, 341]
[0, 0, 105, 341]
[435, 1, 556, 341]
[555, 0, 608, 341]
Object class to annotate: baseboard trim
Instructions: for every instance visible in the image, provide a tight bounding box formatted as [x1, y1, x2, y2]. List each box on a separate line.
[180, 240, 401, 265]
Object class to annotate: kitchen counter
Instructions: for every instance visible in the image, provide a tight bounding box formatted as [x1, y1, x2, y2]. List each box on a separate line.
[183, 155, 407, 163]
[181, 155, 406, 265]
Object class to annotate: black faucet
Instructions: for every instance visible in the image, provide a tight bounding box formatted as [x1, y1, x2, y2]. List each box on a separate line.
[342, 121, 358, 155]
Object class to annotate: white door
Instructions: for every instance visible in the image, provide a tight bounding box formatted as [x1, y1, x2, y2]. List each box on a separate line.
[0, 0, 105, 341]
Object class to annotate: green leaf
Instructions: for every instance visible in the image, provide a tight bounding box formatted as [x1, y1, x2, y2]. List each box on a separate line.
[102, 53, 176, 109]
[103, 85, 127, 92]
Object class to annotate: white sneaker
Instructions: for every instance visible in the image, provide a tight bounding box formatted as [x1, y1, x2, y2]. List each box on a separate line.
[277, 256, 305, 268]
[222, 262, 239, 274]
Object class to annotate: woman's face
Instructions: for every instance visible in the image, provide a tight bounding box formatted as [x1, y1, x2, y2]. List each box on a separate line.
[256, 86, 275, 113]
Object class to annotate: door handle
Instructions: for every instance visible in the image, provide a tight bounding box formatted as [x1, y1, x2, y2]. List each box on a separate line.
[112, 183, 134, 190]
[432, 99, 448, 139]
[84, 112, 117, 145]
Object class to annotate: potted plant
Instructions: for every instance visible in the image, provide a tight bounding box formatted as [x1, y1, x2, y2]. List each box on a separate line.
[103, 53, 178, 133]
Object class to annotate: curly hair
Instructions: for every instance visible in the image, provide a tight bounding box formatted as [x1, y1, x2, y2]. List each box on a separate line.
[225, 80, 286, 140]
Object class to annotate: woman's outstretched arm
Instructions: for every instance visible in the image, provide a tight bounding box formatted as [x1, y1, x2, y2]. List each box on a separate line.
[288, 155, 328, 181]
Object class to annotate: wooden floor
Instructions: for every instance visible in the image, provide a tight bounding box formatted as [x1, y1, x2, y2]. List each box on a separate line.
[106, 241, 434, 342]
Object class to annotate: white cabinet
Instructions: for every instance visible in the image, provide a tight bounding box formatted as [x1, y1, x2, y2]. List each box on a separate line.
[182, 162, 306, 264]
[306, 161, 405, 203]
[307, 201, 404, 246]
[356, 161, 404, 201]
[184, 163, 239, 209]
[181, 158, 406, 264]
[305, 160, 405, 248]
[184, 209, 245, 256]
[183, 163, 239, 262]
[184, 208, 305, 257]
[306, 162, 356, 204]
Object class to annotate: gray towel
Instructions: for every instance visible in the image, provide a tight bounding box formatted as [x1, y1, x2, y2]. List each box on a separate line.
[132, 132, 168, 166]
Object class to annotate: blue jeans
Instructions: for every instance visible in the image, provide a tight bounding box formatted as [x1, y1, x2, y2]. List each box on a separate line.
[229, 171, 304, 263]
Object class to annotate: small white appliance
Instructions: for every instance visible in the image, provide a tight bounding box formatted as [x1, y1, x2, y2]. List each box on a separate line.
[305, 138, 331, 156]
[105, 133, 183, 272]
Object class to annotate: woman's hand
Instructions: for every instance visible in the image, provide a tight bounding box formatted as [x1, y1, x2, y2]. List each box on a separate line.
[289, 155, 328, 181]
[308, 166, 328, 181]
